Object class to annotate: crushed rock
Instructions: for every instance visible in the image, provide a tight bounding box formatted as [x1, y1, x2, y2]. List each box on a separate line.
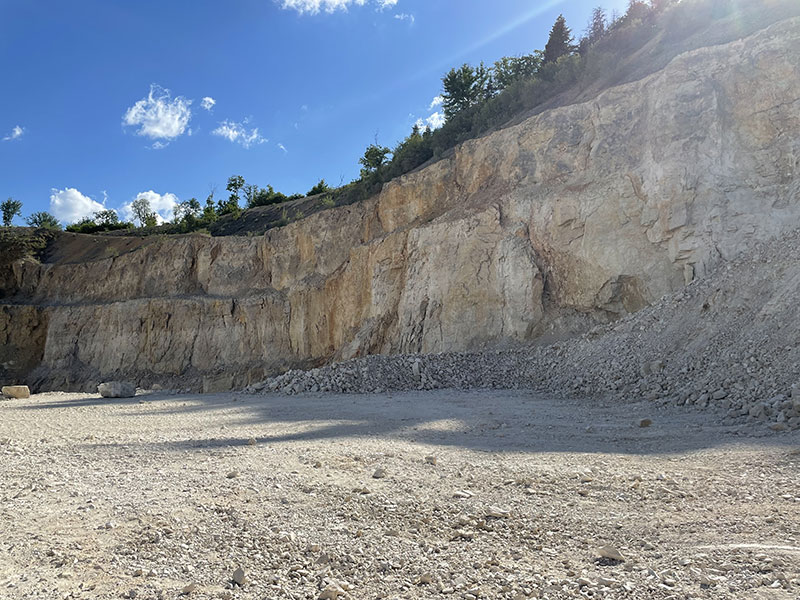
[247, 230, 800, 432]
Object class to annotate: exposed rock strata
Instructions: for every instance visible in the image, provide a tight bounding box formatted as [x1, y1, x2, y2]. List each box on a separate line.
[2, 18, 799, 390]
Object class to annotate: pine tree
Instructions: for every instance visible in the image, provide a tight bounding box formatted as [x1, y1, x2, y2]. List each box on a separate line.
[441, 64, 486, 120]
[543, 14, 574, 64]
[588, 7, 607, 43]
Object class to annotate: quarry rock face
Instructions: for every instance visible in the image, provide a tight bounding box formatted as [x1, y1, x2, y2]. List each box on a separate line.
[2, 18, 799, 391]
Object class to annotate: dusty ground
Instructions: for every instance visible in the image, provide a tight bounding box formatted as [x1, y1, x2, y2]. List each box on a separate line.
[1, 390, 798, 600]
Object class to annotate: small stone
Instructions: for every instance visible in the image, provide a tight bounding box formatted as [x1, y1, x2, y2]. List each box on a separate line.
[486, 506, 510, 519]
[319, 583, 346, 599]
[182, 583, 197, 594]
[770, 423, 788, 432]
[97, 381, 136, 398]
[597, 545, 626, 561]
[247, 437, 256, 446]
[226, 471, 239, 479]
[638, 419, 652, 428]
[232, 567, 246, 586]
[1, 385, 30, 399]
[416, 574, 433, 585]
[372, 467, 387, 479]
[453, 490, 474, 499]
[424, 455, 437, 465]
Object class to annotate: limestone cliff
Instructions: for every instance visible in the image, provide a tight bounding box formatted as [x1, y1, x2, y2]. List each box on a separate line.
[2, 18, 799, 391]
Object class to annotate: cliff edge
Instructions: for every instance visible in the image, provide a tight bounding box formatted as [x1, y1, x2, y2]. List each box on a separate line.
[2, 18, 799, 391]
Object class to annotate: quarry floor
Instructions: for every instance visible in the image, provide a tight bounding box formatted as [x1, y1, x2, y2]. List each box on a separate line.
[0, 390, 799, 600]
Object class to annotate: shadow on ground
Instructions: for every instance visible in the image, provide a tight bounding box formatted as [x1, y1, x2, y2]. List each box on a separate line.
[15, 389, 800, 457]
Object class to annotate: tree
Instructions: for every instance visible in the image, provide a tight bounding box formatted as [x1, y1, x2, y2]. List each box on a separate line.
[543, 14, 574, 64]
[441, 64, 487, 120]
[1, 198, 22, 226]
[385, 125, 434, 180]
[589, 7, 607, 41]
[248, 185, 286, 208]
[94, 209, 120, 226]
[493, 53, 542, 90]
[359, 144, 391, 179]
[243, 184, 259, 208]
[173, 198, 201, 223]
[579, 7, 607, 54]
[218, 175, 245, 216]
[65, 217, 96, 233]
[130, 197, 157, 227]
[226, 175, 245, 205]
[307, 179, 332, 197]
[625, 0, 651, 22]
[202, 197, 218, 222]
[474, 62, 493, 101]
[25, 211, 61, 230]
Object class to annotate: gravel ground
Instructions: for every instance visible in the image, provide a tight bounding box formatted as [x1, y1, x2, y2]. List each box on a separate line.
[1, 389, 799, 600]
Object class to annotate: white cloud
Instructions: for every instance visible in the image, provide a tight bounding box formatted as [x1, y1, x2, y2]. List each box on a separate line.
[201, 97, 216, 111]
[211, 119, 266, 149]
[394, 12, 414, 23]
[277, 143, 288, 154]
[429, 95, 443, 110]
[122, 85, 192, 142]
[2, 125, 24, 141]
[414, 111, 445, 132]
[279, 0, 399, 14]
[120, 191, 179, 225]
[49, 188, 106, 224]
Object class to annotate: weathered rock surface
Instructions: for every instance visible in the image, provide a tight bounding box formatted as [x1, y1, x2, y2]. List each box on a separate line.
[98, 381, 136, 398]
[2, 385, 30, 399]
[1, 18, 799, 390]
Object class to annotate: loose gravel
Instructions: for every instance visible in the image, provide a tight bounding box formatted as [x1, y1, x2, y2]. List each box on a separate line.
[1, 390, 799, 599]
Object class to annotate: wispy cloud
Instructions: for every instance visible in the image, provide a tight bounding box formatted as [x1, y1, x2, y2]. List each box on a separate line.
[394, 12, 414, 24]
[201, 97, 216, 111]
[122, 84, 192, 144]
[277, 143, 288, 154]
[429, 95, 443, 110]
[2, 125, 24, 141]
[49, 188, 106, 224]
[211, 119, 266, 149]
[279, 0, 399, 14]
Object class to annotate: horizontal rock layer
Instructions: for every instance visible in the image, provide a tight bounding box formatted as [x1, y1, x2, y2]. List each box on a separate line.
[2, 18, 799, 390]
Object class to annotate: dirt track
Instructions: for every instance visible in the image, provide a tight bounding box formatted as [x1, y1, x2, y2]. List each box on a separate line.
[1, 390, 799, 599]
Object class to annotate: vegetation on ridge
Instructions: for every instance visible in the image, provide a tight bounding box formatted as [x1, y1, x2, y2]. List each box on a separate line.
[4, 0, 797, 238]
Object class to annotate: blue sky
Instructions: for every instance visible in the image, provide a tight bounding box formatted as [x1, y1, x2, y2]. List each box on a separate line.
[0, 0, 627, 225]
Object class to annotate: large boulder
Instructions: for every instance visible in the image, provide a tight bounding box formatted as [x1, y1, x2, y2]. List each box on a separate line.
[2, 385, 31, 399]
[97, 381, 136, 398]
